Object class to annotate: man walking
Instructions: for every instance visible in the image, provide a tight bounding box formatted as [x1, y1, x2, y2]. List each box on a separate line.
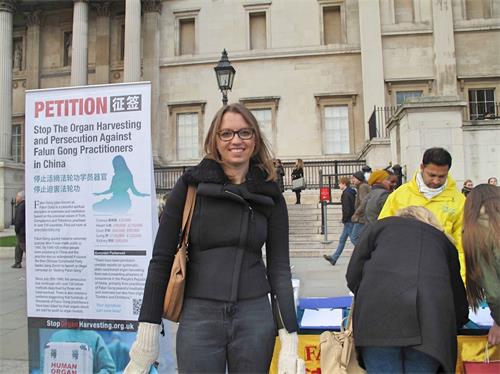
[379, 147, 466, 278]
[350, 171, 370, 244]
[11, 191, 26, 269]
[323, 177, 356, 266]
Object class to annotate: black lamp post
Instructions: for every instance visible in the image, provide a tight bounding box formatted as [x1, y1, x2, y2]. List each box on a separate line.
[214, 49, 236, 106]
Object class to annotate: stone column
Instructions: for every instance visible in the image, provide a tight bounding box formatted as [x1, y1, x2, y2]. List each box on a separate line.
[0, 0, 15, 160]
[70, 0, 89, 86]
[25, 10, 42, 89]
[0, 0, 17, 230]
[124, 0, 141, 82]
[94, 2, 110, 83]
[358, 0, 386, 140]
[142, 0, 160, 163]
[431, 0, 458, 97]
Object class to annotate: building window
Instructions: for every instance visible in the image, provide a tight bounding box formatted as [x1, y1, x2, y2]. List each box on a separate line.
[315, 94, 356, 155]
[177, 113, 199, 160]
[240, 97, 280, 151]
[394, 0, 414, 23]
[396, 90, 422, 105]
[173, 8, 199, 56]
[179, 18, 195, 55]
[323, 6, 342, 44]
[250, 109, 272, 145]
[324, 105, 349, 154]
[12, 124, 22, 163]
[465, 0, 491, 20]
[168, 101, 205, 162]
[468, 89, 496, 120]
[249, 12, 267, 49]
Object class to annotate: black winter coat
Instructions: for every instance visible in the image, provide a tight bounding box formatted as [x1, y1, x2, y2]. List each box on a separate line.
[346, 216, 468, 373]
[341, 187, 356, 223]
[14, 200, 25, 239]
[139, 158, 298, 332]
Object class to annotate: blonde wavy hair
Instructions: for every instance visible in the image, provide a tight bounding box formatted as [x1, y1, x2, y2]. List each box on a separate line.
[395, 206, 454, 244]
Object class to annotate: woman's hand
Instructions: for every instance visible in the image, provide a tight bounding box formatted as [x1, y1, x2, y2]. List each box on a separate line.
[278, 329, 305, 374]
[488, 322, 500, 345]
[124, 322, 161, 374]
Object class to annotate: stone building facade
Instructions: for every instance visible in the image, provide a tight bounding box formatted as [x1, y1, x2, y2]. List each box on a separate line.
[0, 0, 499, 227]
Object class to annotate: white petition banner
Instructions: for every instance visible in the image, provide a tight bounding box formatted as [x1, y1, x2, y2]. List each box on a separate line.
[25, 83, 154, 322]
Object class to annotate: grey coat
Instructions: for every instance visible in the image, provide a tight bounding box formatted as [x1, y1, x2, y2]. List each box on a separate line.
[363, 185, 389, 227]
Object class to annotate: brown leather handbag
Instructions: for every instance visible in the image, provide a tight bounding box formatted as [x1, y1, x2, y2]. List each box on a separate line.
[162, 185, 196, 322]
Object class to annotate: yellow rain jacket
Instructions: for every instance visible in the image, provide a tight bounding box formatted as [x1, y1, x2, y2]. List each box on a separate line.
[379, 172, 466, 279]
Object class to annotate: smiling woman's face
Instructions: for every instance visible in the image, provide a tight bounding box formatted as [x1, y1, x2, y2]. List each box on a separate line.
[216, 112, 256, 169]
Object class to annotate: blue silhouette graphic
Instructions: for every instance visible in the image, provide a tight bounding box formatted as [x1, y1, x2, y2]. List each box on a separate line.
[93, 155, 149, 214]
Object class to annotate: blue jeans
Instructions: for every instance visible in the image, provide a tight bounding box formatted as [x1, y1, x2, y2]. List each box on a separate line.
[361, 347, 440, 373]
[176, 296, 276, 373]
[331, 222, 354, 262]
[351, 223, 365, 245]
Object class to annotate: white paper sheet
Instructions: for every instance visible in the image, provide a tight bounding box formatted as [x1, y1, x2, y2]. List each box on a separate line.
[469, 307, 493, 327]
[300, 308, 344, 328]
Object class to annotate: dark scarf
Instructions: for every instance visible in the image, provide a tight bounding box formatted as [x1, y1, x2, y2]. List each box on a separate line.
[183, 158, 281, 200]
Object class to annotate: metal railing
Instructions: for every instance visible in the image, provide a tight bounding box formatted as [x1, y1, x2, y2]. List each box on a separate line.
[280, 160, 367, 190]
[154, 159, 368, 193]
[369, 106, 398, 139]
[154, 166, 190, 193]
[464, 102, 500, 121]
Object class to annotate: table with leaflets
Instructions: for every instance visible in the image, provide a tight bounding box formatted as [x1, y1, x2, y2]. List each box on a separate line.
[269, 296, 499, 374]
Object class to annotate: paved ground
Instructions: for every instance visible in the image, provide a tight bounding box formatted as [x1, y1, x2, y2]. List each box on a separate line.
[0, 227, 351, 373]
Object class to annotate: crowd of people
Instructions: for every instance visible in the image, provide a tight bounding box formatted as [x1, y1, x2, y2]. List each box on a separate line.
[10, 99, 498, 373]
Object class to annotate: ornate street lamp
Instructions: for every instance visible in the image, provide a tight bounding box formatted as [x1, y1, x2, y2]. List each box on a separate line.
[214, 49, 236, 106]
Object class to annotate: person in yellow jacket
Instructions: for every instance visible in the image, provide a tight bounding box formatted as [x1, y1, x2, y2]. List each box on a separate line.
[379, 147, 466, 279]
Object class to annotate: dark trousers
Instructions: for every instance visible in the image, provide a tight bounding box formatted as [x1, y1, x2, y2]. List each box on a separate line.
[294, 190, 301, 204]
[14, 234, 25, 264]
[176, 296, 277, 373]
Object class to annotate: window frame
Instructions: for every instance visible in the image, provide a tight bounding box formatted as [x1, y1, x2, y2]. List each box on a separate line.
[464, 0, 492, 20]
[318, 0, 346, 45]
[11, 122, 24, 163]
[243, 2, 271, 50]
[174, 8, 200, 56]
[239, 97, 280, 152]
[395, 90, 423, 106]
[167, 101, 206, 162]
[467, 88, 496, 120]
[393, 0, 414, 23]
[385, 80, 431, 106]
[315, 94, 357, 155]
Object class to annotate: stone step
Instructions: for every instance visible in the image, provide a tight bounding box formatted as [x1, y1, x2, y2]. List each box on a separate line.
[288, 215, 342, 223]
[290, 231, 344, 240]
[288, 249, 353, 258]
[289, 237, 353, 249]
[289, 221, 344, 229]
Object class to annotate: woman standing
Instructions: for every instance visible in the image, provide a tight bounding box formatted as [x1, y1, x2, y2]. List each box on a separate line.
[463, 184, 500, 345]
[291, 159, 304, 204]
[125, 103, 302, 374]
[274, 159, 285, 193]
[346, 206, 468, 373]
[462, 179, 474, 197]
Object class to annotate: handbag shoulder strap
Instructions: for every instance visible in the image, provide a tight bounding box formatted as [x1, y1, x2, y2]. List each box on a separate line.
[179, 185, 196, 247]
[340, 300, 355, 370]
